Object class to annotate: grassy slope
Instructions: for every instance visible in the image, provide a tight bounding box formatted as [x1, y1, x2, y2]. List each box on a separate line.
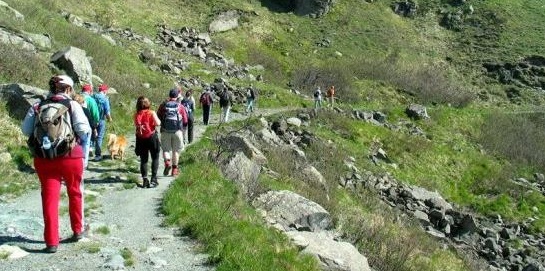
[2, 0, 545, 270]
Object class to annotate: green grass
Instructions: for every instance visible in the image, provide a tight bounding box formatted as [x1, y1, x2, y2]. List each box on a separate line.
[120, 247, 135, 267]
[94, 225, 110, 235]
[163, 139, 318, 271]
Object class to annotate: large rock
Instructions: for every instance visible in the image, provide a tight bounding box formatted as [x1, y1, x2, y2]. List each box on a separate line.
[219, 134, 267, 165]
[294, 0, 334, 17]
[405, 104, 429, 120]
[0, 1, 24, 20]
[287, 231, 371, 271]
[222, 152, 261, 200]
[22, 31, 51, 49]
[50, 46, 93, 85]
[253, 190, 332, 232]
[402, 186, 453, 211]
[209, 10, 240, 33]
[0, 83, 47, 120]
[0, 27, 35, 51]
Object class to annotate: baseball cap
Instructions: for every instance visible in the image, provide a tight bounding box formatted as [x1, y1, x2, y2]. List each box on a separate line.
[169, 88, 180, 98]
[98, 84, 109, 92]
[56, 75, 74, 88]
[82, 84, 92, 92]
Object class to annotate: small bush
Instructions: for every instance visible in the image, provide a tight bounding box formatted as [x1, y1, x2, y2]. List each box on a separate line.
[350, 57, 475, 107]
[479, 112, 545, 172]
[0, 43, 51, 87]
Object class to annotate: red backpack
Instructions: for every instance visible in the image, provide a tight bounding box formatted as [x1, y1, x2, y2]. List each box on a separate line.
[200, 92, 212, 106]
[134, 109, 155, 139]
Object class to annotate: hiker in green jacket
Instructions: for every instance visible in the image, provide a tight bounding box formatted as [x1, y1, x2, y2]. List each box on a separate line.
[81, 84, 100, 157]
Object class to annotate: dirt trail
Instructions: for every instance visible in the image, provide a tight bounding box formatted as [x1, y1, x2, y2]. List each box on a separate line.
[0, 108, 288, 271]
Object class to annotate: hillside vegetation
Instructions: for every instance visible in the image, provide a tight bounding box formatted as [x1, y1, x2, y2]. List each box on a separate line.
[2, 0, 545, 270]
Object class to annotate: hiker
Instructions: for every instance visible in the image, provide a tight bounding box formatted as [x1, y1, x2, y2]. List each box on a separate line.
[80, 84, 100, 160]
[134, 96, 161, 188]
[326, 85, 335, 108]
[199, 87, 213, 125]
[157, 88, 188, 177]
[313, 86, 323, 110]
[180, 89, 195, 144]
[219, 88, 233, 123]
[92, 84, 112, 162]
[245, 84, 257, 114]
[74, 94, 96, 168]
[21, 75, 91, 253]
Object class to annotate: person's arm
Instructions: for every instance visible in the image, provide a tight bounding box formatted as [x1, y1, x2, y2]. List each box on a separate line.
[104, 96, 112, 121]
[152, 111, 161, 127]
[179, 104, 188, 125]
[21, 105, 37, 136]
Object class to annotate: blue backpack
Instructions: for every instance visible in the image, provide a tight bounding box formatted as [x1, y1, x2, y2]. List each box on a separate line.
[161, 100, 182, 132]
[93, 93, 107, 119]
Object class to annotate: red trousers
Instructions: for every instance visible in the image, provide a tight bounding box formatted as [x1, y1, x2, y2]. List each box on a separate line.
[34, 157, 84, 246]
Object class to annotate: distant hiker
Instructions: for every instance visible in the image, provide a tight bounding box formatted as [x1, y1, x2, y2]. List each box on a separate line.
[74, 94, 96, 168]
[134, 96, 161, 188]
[180, 89, 196, 144]
[21, 75, 91, 253]
[157, 88, 188, 177]
[92, 84, 112, 162]
[219, 88, 233, 123]
[80, 84, 99, 160]
[326, 85, 335, 108]
[313, 86, 323, 110]
[199, 87, 213, 125]
[245, 84, 257, 114]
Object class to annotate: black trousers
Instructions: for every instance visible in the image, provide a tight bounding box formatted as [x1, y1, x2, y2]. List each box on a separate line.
[186, 114, 194, 143]
[202, 105, 211, 125]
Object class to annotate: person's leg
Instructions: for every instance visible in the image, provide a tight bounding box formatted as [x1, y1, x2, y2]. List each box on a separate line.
[34, 158, 63, 247]
[187, 114, 194, 143]
[161, 132, 173, 175]
[249, 99, 254, 113]
[62, 158, 85, 236]
[225, 106, 231, 122]
[95, 120, 106, 160]
[150, 134, 161, 186]
[203, 105, 210, 125]
[170, 131, 184, 176]
[82, 132, 91, 168]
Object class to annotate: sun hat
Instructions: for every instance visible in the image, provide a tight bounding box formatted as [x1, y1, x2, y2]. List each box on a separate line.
[56, 75, 74, 88]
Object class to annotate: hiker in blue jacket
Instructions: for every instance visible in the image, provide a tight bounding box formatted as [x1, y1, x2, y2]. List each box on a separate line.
[93, 84, 112, 161]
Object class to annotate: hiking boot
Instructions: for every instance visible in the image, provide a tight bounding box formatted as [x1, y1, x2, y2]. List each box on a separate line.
[150, 177, 159, 188]
[171, 167, 179, 176]
[143, 177, 150, 188]
[163, 161, 171, 176]
[43, 245, 57, 253]
[93, 156, 102, 162]
[68, 232, 84, 243]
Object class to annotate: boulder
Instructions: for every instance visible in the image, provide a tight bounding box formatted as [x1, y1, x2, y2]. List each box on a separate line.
[293, 0, 334, 17]
[287, 231, 371, 271]
[0, 83, 48, 120]
[405, 104, 430, 120]
[50, 46, 93, 85]
[219, 134, 267, 165]
[209, 10, 240, 33]
[253, 190, 332, 232]
[22, 31, 51, 49]
[0, 1, 24, 20]
[0, 27, 35, 51]
[222, 152, 261, 200]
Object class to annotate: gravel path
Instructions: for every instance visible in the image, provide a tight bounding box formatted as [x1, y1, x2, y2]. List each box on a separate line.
[0, 108, 287, 271]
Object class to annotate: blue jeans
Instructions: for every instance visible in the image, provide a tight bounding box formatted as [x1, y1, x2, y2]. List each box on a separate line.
[246, 98, 254, 113]
[94, 120, 106, 157]
[81, 132, 91, 167]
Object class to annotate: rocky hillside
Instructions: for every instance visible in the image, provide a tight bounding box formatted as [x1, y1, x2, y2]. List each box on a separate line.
[2, 0, 545, 270]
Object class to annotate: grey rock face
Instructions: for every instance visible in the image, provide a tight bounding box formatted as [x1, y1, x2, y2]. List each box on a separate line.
[0, 83, 47, 120]
[50, 46, 93, 85]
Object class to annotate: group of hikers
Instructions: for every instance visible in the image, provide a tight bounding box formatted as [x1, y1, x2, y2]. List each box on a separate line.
[19, 75, 260, 253]
[313, 85, 336, 110]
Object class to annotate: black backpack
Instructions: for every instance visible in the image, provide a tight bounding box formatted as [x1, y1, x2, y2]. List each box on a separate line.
[161, 100, 182, 132]
[27, 98, 77, 159]
[219, 91, 230, 107]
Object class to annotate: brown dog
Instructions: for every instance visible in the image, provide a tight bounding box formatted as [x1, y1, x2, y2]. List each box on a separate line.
[107, 133, 127, 160]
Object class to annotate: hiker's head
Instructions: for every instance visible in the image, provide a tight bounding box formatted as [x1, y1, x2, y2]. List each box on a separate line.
[49, 75, 74, 93]
[169, 88, 180, 98]
[185, 89, 193, 97]
[136, 96, 151, 111]
[82, 84, 93, 93]
[98, 84, 109, 93]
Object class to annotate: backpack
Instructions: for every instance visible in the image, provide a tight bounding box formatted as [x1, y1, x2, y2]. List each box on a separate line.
[200, 92, 212, 106]
[92, 93, 107, 119]
[161, 100, 182, 132]
[219, 91, 230, 107]
[27, 98, 76, 159]
[135, 109, 155, 139]
[314, 89, 320, 98]
[180, 97, 193, 115]
[246, 88, 255, 99]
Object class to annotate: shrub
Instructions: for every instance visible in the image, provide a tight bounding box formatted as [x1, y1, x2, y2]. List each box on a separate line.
[0, 43, 51, 87]
[349, 57, 475, 107]
[479, 111, 545, 172]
